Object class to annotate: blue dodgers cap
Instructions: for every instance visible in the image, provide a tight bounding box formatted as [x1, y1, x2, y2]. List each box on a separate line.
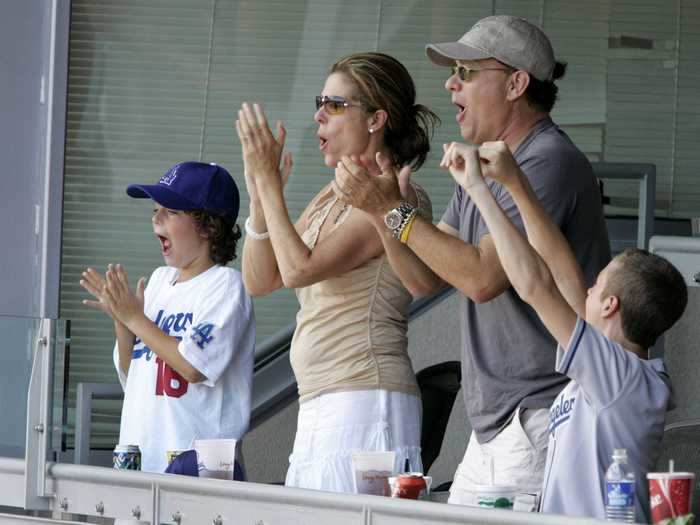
[164, 449, 246, 480]
[127, 161, 240, 221]
[164, 450, 199, 477]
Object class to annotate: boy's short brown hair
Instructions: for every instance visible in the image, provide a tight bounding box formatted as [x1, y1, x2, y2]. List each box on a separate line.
[603, 249, 688, 348]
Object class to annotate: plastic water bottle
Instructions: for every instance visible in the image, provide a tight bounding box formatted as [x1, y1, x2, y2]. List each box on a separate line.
[604, 448, 636, 522]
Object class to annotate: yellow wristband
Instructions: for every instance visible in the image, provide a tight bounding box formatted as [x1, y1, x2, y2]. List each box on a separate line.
[400, 214, 416, 244]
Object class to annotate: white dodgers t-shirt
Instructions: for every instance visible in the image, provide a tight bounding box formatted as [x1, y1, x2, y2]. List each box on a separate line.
[540, 317, 672, 523]
[113, 265, 255, 473]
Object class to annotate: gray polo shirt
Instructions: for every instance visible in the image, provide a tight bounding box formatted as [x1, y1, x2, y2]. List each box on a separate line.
[442, 117, 611, 442]
[540, 318, 672, 523]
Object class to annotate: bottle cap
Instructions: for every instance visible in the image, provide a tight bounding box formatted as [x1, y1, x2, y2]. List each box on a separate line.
[612, 448, 628, 460]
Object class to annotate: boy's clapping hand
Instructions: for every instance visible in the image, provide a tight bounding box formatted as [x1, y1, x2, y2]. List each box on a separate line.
[80, 267, 114, 318]
[102, 264, 146, 326]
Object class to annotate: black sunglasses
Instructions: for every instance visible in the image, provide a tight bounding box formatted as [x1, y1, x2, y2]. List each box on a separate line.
[315, 95, 364, 115]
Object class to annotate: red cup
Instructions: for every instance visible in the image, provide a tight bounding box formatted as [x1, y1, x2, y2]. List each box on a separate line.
[647, 472, 695, 524]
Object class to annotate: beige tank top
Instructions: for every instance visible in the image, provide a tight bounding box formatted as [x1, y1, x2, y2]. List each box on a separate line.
[290, 184, 432, 402]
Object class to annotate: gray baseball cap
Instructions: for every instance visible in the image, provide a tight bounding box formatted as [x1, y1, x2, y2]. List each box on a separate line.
[426, 15, 555, 82]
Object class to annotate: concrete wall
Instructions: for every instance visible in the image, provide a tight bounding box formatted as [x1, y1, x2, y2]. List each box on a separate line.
[242, 400, 299, 484]
[406, 291, 468, 488]
[664, 286, 700, 425]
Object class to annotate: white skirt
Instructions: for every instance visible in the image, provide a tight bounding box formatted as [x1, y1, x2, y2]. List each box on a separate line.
[285, 389, 422, 493]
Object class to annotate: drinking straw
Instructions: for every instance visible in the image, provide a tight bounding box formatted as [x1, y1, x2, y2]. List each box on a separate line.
[489, 456, 495, 485]
[662, 459, 676, 518]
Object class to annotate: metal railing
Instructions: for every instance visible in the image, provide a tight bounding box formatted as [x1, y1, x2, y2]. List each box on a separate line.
[0, 457, 609, 525]
[23, 319, 55, 512]
[593, 161, 656, 251]
[73, 383, 123, 466]
[650, 235, 700, 287]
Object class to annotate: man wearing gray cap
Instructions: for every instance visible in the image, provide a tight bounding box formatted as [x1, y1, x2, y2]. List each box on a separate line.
[333, 15, 611, 504]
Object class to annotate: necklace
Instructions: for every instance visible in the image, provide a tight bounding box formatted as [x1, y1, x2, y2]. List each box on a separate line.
[334, 200, 349, 224]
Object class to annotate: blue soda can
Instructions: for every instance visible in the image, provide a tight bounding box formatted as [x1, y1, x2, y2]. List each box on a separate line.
[113, 444, 141, 470]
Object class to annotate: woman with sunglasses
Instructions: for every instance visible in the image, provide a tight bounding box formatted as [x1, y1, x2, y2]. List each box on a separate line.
[236, 52, 439, 493]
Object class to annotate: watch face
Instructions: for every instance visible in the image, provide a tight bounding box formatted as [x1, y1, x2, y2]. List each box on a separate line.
[385, 209, 403, 229]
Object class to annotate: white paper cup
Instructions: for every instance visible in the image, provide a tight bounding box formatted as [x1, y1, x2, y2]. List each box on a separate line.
[513, 492, 539, 512]
[193, 439, 237, 480]
[351, 451, 396, 496]
[475, 484, 517, 509]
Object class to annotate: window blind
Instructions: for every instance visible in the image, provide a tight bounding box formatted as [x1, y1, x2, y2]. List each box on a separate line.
[60, 0, 700, 449]
[62, 0, 217, 447]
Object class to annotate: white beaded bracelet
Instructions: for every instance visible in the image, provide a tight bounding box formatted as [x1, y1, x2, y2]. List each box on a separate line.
[245, 217, 270, 240]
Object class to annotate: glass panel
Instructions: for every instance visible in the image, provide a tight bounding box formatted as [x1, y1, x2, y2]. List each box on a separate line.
[0, 316, 41, 458]
[0, 317, 68, 461]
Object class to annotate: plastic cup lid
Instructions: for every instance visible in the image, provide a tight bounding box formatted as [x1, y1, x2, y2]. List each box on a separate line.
[647, 472, 696, 479]
[474, 484, 518, 493]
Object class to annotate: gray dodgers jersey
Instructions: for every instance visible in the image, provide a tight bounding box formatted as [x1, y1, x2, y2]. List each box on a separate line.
[442, 117, 611, 441]
[540, 318, 673, 523]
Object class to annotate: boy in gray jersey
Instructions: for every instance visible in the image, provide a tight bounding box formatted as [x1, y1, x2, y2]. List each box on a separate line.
[440, 140, 687, 522]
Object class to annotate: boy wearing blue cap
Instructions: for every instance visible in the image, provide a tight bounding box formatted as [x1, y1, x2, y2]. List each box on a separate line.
[80, 161, 255, 473]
